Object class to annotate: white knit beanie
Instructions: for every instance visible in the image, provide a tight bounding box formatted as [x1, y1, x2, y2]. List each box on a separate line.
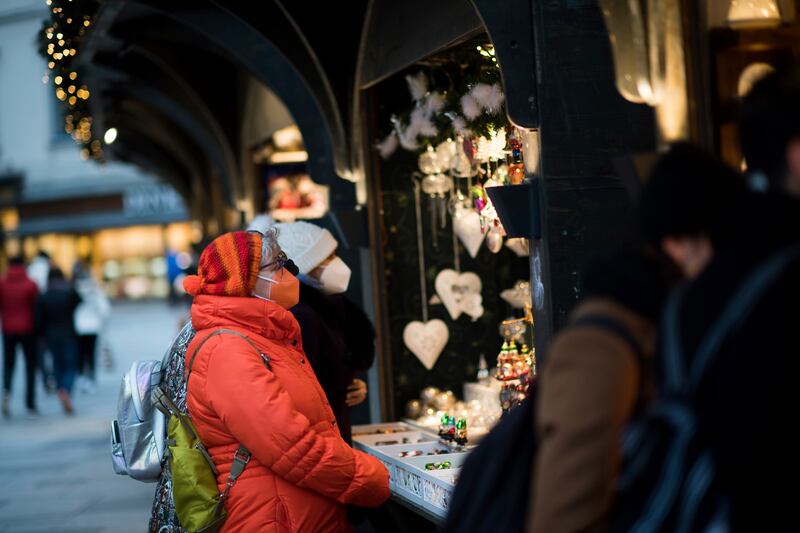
[274, 221, 338, 275]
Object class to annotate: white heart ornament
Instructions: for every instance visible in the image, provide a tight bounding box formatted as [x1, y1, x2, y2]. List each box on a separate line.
[403, 319, 449, 370]
[460, 292, 485, 321]
[453, 207, 484, 258]
[435, 269, 484, 320]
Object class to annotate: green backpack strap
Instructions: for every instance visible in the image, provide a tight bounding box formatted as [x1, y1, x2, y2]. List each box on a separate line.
[184, 328, 272, 523]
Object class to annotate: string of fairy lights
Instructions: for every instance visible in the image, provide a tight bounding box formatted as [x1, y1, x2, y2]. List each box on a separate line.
[38, 0, 102, 161]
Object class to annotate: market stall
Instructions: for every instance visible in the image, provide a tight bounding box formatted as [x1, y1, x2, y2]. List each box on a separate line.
[354, 24, 542, 521]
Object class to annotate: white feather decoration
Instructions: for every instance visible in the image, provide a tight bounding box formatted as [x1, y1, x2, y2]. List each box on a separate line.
[470, 83, 494, 110]
[451, 116, 471, 136]
[425, 91, 446, 115]
[398, 121, 421, 151]
[408, 107, 436, 138]
[486, 83, 505, 113]
[406, 71, 429, 102]
[461, 94, 481, 120]
[377, 131, 399, 159]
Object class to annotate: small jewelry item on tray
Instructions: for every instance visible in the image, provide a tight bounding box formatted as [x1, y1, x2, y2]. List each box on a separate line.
[353, 427, 408, 436]
[424, 461, 453, 470]
[398, 450, 424, 458]
[374, 440, 399, 446]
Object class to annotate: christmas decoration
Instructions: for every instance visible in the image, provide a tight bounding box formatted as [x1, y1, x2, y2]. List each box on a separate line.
[501, 280, 532, 309]
[403, 179, 449, 370]
[435, 269, 484, 321]
[452, 204, 484, 258]
[403, 319, 450, 370]
[37, 0, 103, 161]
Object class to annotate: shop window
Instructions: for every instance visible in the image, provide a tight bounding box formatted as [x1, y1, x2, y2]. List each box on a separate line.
[266, 172, 329, 222]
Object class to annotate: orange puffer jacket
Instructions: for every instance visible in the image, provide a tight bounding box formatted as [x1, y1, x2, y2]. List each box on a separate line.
[186, 294, 390, 533]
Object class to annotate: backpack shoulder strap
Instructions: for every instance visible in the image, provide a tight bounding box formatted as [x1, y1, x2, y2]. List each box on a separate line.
[571, 314, 645, 362]
[186, 328, 271, 382]
[689, 244, 800, 388]
[663, 244, 800, 394]
[182, 328, 271, 517]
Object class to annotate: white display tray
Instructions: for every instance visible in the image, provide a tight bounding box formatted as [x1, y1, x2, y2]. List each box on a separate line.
[353, 424, 471, 520]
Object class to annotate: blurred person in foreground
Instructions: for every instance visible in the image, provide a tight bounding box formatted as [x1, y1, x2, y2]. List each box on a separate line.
[527, 250, 673, 532]
[638, 142, 748, 279]
[654, 68, 800, 530]
[0, 256, 40, 418]
[73, 262, 111, 394]
[181, 230, 388, 531]
[248, 217, 375, 445]
[36, 267, 81, 414]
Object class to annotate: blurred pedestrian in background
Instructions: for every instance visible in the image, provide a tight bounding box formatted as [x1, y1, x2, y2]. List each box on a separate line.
[527, 249, 673, 532]
[36, 267, 82, 415]
[27, 250, 57, 392]
[26, 250, 51, 292]
[73, 261, 111, 394]
[0, 256, 40, 418]
[248, 218, 375, 445]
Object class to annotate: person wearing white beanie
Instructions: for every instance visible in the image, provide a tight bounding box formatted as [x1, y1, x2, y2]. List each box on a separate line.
[246, 217, 374, 443]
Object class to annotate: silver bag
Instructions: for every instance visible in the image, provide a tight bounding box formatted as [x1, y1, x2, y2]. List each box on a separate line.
[111, 360, 166, 482]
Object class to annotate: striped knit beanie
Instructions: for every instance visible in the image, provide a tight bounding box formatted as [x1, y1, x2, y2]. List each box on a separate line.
[183, 231, 262, 297]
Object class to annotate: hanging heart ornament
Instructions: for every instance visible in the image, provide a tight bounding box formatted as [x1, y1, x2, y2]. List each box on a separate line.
[453, 205, 485, 258]
[435, 269, 484, 321]
[403, 319, 450, 370]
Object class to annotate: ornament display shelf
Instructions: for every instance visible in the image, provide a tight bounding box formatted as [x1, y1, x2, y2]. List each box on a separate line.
[353, 422, 473, 522]
[485, 180, 541, 239]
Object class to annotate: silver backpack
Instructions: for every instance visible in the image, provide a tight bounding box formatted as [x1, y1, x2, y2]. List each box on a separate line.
[111, 359, 167, 482]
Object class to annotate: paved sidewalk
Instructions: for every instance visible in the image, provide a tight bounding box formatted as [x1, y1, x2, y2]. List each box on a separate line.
[0, 300, 189, 533]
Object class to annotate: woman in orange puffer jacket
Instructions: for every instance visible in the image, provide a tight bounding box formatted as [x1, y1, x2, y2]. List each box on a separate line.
[182, 229, 389, 532]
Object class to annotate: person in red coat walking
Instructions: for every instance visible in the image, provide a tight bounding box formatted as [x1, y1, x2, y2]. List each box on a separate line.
[0, 256, 40, 417]
[182, 229, 389, 532]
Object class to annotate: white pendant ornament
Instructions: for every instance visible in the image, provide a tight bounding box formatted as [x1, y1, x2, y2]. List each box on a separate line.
[435, 269, 484, 321]
[403, 320, 450, 370]
[506, 238, 530, 257]
[405, 178, 449, 371]
[453, 206, 485, 258]
[486, 227, 504, 254]
[501, 280, 532, 309]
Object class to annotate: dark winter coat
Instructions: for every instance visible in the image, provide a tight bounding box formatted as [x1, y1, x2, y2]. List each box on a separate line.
[36, 280, 81, 342]
[0, 265, 39, 334]
[675, 192, 800, 532]
[291, 282, 376, 444]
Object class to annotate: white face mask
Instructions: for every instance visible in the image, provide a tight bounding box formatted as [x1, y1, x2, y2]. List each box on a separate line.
[319, 257, 351, 295]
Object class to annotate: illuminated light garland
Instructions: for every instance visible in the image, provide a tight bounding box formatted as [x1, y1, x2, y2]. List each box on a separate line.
[37, 0, 103, 160]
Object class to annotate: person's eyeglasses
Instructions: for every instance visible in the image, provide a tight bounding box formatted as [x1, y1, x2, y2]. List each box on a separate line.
[262, 251, 299, 276]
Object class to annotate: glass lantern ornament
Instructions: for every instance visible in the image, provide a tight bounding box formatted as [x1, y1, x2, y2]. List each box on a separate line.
[435, 139, 457, 171]
[421, 173, 454, 197]
[418, 145, 443, 175]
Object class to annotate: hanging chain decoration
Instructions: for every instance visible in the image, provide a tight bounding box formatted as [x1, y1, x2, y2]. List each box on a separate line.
[403, 178, 450, 370]
[414, 178, 429, 323]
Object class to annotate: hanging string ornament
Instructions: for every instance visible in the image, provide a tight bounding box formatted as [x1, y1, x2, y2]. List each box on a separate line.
[403, 179, 450, 370]
[418, 146, 453, 245]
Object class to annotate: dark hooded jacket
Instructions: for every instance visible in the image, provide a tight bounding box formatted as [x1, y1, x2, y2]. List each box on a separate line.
[291, 282, 376, 444]
[675, 192, 800, 531]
